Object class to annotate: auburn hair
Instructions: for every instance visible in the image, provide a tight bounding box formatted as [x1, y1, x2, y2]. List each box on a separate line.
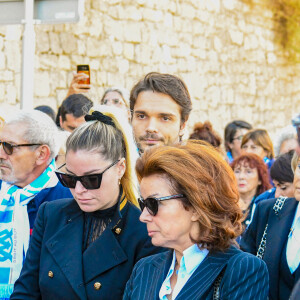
[231, 153, 271, 196]
[136, 140, 243, 252]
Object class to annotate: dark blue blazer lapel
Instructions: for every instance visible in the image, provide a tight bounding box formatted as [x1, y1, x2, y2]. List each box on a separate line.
[176, 246, 239, 300]
[45, 205, 87, 300]
[264, 198, 298, 300]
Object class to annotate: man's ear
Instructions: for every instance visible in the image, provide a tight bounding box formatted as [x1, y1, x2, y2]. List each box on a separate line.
[179, 120, 187, 138]
[59, 115, 63, 128]
[35, 145, 51, 166]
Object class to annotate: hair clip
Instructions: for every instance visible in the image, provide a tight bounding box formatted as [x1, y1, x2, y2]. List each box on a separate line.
[85, 111, 115, 127]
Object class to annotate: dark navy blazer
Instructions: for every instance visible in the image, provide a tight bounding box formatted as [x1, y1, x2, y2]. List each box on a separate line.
[11, 197, 161, 300]
[123, 245, 269, 300]
[240, 197, 300, 300]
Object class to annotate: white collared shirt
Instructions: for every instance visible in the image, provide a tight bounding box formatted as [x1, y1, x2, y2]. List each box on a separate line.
[286, 202, 300, 273]
[159, 244, 209, 300]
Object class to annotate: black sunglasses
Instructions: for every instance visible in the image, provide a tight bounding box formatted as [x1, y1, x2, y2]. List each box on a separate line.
[0, 140, 42, 155]
[55, 160, 119, 190]
[138, 194, 185, 216]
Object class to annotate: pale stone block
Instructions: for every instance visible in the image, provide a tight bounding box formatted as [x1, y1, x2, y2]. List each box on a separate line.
[164, 13, 173, 28]
[229, 30, 243, 45]
[86, 38, 105, 57]
[0, 26, 6, 36]
[117, 58, 129, 74]
[0, 52, 5, 70]
[223, 0, 236, 10]
[124, 23, 142, 43]
[206, 0, 220, 12]
[267, 53, 277, 64]
[89, 18, 104, 37]
[0, 70, 13, 81]
[5, 25, 22, 41]
[37, 54, 57, 70]
[181, 4, 196, 19]
[0, 36, 4, 51]
[56, 89, 69, 104]
[60, 32, 77, 54]
[123, 43, 134, 60]
[6, 85, 17, 104]
[58, 55, 71, 70]
[5, 41, 21, 72]
[14, 73, 20, 101]
[0, 84, 5, 102]
[125, 6, 142, 21]
[34, 72, 50, 97]
[103, 19, 124, 41]
[214, 36, 222, 52]
[49, 32, 62, 54]
[112, 41, 123, 56]
[36, 32, 50, 53]
[77, 39, 86, 55]
[90, 59, 100, 70]
[96, 71, 107, 86]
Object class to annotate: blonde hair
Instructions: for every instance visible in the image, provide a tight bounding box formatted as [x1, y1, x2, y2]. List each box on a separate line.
[66, 105, 139, 206]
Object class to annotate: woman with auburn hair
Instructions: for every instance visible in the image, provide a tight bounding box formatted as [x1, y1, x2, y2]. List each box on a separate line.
[123, 140, 268, 300]
[231, 153, 271, 226]
[241, 129, 275, 171]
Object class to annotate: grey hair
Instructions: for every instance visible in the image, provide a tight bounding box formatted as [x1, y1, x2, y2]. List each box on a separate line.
[5, 110, 59, 162]
[274, 125, 297, 157]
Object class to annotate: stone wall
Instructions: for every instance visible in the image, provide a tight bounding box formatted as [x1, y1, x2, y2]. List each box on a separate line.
[0, 0, 300, 139]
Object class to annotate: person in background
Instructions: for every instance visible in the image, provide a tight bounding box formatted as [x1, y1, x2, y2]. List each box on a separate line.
[34, 105, 56, 123]
[56, 94, 93, 132]
[270, 150, 295, 199]
[11, 108, 161, 300]
[224, 120, 252, 163]
[0, 110, 72, 298]
[189, 121, 222, 150]
[130, 72, 192, 153]
[241, 151, 300, 300]
[241, 129, 275, 171]
[273, 125, 298, 158]
[100, 87, 131, 120]
[123, 140, 268, 300]
[231, 153, 271, 226]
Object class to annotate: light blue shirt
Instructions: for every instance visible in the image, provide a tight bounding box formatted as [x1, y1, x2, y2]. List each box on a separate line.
[286, 202, 300, 273]
[159, 244, 209, 300]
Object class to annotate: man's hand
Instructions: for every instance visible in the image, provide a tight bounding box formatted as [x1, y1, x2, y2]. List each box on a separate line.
[66, 72, 91, 97]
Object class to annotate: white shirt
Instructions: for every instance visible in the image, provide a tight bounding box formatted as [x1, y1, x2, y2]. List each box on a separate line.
[286, 202, 300, 273]
[159, 244, 209, 300]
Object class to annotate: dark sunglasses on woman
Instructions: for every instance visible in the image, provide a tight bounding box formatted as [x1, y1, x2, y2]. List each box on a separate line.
[0, 140, 42, 155]
[55, 160, 119, 190]
[138, 194, 185, 216]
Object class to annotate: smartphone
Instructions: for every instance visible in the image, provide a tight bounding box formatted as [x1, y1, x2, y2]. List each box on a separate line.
[77, 65, 90, 85]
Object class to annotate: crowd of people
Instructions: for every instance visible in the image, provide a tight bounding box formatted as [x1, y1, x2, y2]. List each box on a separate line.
[0, 71, 299, 300]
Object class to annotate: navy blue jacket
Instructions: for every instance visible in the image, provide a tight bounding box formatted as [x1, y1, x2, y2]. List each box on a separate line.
[240, 197, 300, 300]
[123, 245, 269, 300]
[11, 197, 162, 300]
[0, 179, 72, 229]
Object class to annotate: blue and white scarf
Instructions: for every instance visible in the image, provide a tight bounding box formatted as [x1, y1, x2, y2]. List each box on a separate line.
[0, 159, 58, 299]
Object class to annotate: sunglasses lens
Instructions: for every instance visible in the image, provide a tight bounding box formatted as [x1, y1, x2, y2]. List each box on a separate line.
[145, 198, 158, 216]
[138, 199, 145, 211]
[3, 142, 13, 155]
[57, 173, 76, 189]
[81, 174, 101, 189]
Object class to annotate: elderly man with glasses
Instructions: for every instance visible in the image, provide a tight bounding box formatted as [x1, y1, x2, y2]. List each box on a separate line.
[0, 110, 72, 298]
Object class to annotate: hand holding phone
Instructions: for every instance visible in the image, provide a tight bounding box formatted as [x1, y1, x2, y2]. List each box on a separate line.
[77, 65, 90, 85]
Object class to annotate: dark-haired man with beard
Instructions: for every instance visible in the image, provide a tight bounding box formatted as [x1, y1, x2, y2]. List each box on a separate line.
[130, 72, 192, 153]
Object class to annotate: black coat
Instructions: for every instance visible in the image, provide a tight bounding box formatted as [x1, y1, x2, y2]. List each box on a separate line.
[240, 197, 300, 300]
[11, 197, 162, 300]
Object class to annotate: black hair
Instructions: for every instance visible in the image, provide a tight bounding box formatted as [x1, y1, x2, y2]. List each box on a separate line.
[56, 94, 93, 126]
[224, 120, 252, 152]
[270, 150, 294, 183]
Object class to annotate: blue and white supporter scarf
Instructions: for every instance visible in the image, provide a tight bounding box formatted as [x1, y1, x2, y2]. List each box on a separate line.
[0, 159, 58, 299]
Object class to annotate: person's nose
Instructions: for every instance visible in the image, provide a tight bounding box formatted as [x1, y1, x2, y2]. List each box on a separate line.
[145, 118, 158, 133]
[139, 207, 152, 223]
[74, 180, 87, 194]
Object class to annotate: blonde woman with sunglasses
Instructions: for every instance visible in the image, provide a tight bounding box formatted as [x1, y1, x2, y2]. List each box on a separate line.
[11, 106, 161, 300]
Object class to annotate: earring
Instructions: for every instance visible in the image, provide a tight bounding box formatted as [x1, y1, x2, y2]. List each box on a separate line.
[118, 179, 121, 185]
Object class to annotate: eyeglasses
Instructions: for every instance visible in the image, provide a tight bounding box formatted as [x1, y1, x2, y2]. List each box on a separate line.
[0, 140, 42, 155]
[55, 160, 119, 190]
[232, 135, 244, 141]
[138, 194, 185, 216]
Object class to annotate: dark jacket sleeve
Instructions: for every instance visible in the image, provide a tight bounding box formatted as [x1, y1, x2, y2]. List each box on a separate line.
[240, 200, 267, 255]
[221, 253, 269, 300]
[11, 202, 48, 299]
